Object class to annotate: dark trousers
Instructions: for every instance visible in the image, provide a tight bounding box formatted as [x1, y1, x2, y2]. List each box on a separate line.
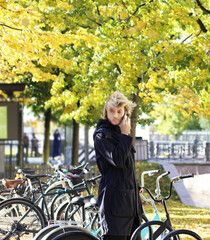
[102, 217, 140, 240]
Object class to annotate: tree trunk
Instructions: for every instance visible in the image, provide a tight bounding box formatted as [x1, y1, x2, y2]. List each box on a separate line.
[72, 119, 79, 166]
[43, 108, 51, 164]
[130, 89, 140, 146]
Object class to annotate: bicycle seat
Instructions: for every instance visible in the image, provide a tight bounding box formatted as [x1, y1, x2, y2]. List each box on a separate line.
[84, 197, 98, 209]
[71, 195, 94, 206]
[2, 178, 23, 188]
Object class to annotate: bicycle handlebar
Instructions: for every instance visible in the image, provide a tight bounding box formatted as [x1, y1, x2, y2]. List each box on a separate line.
[155, 171, 170, 199]
[87, 174, 102, 184]
[172, 173, 194, 183]
[142, 173, 194, 203]
[70, 162, 89, 172]
[141, 170, 159, 187]
[56, 162, 90, 180]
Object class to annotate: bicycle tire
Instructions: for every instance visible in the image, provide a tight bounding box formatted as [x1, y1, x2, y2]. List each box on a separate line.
[42, 226, 85, 240]
[0, 197, 46, 240]
[64, 201, 84, 225]
[52, 230, 99, 240]
[162, 229, 203, 240]
[33, 224, 60, 240]
[130, 220, 173, 240]
[55, 200, 69, 220]
[50, 193, 72, 220]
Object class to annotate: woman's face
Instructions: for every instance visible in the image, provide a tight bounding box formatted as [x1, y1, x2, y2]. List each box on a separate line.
[107, 105, 125, 126]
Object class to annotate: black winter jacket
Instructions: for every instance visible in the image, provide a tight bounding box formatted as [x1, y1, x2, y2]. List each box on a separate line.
[93, 119, 142, 236]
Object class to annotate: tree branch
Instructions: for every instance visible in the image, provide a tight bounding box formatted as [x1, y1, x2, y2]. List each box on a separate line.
[121, 0, 128, 10]
[195, 0, 210, 14]
[132, 0, 153, 16]
[197, 18, 208, 32]
[114, 63, 122, 74]
[0, 23, 22, 31]
[84, 14, 102, 27]
[126, 1, 153, 23]
[96, 5, 100, 16]
[181, 33, 194, 43]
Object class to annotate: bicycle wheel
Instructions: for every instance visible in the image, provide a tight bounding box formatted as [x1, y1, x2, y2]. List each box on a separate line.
[42, 226, 84, 240]
[162, 229, 203, 240]
[55, 200, 69, 220]
[130, 220, 173, 240]
[33, 224, 60, 240]
[64, 201, 84, 226]
[0, 198, 46, 240]
[53, 230, 99, 240]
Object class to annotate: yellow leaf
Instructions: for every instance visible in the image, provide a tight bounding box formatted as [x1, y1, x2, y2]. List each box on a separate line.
[127, 27, 137, 35]
[0, 0, 7, 8]
[136, 20, 147, 30]
[21, 18, 30, 27]
[147, 30, 159, 38]
[120, 12, 129, 19]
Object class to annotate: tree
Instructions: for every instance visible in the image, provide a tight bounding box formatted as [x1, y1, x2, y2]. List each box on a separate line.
[1, 0, 209, 164]
[199, 114, 210, 130]
[150, 95, 204, 137]
[41, 0, 209, 126]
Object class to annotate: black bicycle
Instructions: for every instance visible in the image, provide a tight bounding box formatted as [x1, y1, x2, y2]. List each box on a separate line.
[130, 173, 203, 240]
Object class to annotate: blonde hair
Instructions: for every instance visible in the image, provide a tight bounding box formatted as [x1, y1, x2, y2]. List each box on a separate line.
[103, 90, 136, 118]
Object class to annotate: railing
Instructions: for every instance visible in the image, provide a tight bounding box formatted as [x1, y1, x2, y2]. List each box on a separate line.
[148, 141, 209, 161]
[78, 141, 210, 162]
[1, 140, 210, 179]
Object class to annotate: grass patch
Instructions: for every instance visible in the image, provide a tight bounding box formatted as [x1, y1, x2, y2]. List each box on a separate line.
[135, 161, 210, 239]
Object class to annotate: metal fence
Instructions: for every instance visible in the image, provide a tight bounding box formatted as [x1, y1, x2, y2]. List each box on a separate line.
[148, 141, 210, 161]
[135, 140, 148, 161]
[1, 140, 210, 179]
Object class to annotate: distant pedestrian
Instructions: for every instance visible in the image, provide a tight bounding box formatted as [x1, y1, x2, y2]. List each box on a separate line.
[23, 133, 29, 163]
[31, 133, 39, 157]
[53, 129, 61, 159]
[193, 136, 198, 158]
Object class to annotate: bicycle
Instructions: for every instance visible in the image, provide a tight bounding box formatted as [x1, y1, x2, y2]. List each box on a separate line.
[33, 175, 101, 240]
[53, 173, 202, 240]
[130, 173, 203, 240]
[0, 172, 99, 240]
[162, 229, 202, 240]
[0, 167, 40, 201]
[39, 162, 90, 215]
[40, 170, 162, 240]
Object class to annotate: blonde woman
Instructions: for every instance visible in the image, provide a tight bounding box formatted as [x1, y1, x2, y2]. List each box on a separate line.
[93, 91, 143, 240]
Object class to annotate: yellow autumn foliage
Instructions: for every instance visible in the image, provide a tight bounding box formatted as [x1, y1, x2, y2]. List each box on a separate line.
[0, 0, 209, 128]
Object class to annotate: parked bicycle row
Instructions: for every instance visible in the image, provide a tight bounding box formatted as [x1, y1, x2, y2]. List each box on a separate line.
[0, 162, 203, 240]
